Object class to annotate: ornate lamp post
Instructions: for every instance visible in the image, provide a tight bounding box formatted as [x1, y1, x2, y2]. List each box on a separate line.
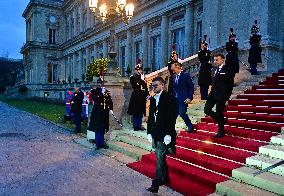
[89, 0, 134, 77]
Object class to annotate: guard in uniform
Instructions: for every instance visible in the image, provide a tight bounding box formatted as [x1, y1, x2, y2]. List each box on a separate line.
[248, 20, 262, 75]
[127, 64, 149, 131]
[225, 28, 239, 87]
[88, 78, 113, 150]
[167, 48, 179, 95]
[198, 35, 212, 100]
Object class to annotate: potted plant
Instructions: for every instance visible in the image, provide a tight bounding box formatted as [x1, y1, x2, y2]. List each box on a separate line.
[86, 58, 109, 82]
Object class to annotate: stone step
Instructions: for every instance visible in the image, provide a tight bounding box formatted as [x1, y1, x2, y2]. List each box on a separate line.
[232, 166, 284, 195]
[116, 134, 153, 152]
[207, 194, 219, 196]
[246, 155, 284, 176]
[118, 129, 148, 140]
[187, 110, 205, 116]
[271, 134, 284, 146]
[259, 145, 284, 159]
[72, 138, 136, 164]
[216, 180, 277, 196]
[108, 141, 149, 161]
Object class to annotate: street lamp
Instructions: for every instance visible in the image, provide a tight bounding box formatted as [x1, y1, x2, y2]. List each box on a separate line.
[88, 0, 135, 77]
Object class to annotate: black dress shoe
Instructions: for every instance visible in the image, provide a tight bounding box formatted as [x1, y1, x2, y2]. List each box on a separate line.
[103, 144, 109, 149]
[214, 133, 225, 138]
[224, 117, 228, 124]
[187, 126, 194, 133]
[146, 186, 159, 194]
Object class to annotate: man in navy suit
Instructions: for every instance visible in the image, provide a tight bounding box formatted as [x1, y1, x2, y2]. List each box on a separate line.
[171, 62, 195, 132]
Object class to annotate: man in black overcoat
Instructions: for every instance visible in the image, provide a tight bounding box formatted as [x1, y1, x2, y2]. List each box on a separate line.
[88, 78, 113, 150]
[146, 77, 177, 194]
[225, 28, 239, 87]
[127, 64, 149, 131]
[204, 53, 234, 138]
[198, 35, 212, 100]
[248, 20, 262, 75]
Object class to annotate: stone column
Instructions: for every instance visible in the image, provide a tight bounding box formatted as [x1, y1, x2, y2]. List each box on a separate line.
[73, 9, 77, 37]
[103, 40, 108, 58]
[73, 53, 77, 80]
[31, 13, 36, 41]
[68, 15, 71, 40]
[184, 3, 194, 57]
[126, 30, 132, 68]
[142, 24, 148, 67]
[63, 57, 67, 81]
[67, 56, 71, 80]
[78, 50, 83, 81]
[93, 44, 97, 60]
[86, 7, 90, 29]
[160, 15, 169, 66]
[86, 47, 90, 72]
[79, 6, 83, 33]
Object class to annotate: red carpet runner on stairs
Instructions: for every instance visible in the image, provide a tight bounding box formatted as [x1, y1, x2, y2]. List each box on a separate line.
[127, 69, 284, 195]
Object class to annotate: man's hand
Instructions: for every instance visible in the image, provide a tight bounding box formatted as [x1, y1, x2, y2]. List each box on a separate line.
[184, 98, 192, 105]
[164, 135, 171, 145]
[147, 134, 152, 142]
[144, 116, 149, 123]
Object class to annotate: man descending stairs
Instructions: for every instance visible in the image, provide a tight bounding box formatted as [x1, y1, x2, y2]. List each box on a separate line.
[126, 68, 284, 195]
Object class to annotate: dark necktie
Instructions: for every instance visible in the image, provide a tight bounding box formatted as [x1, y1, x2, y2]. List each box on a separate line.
[215, 67, 220, 76]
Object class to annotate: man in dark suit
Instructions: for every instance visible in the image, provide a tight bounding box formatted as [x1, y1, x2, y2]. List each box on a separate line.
[204, 53, 234, 138]
[71, 87, 84, 133]
[146, 77, 177, 194]
[171, 62, 195, 132]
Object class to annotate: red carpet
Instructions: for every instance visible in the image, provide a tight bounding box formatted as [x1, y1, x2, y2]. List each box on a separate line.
[127, 69, 284, 195]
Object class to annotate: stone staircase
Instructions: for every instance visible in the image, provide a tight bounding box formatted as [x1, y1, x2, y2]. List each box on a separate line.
[215, 133, 284, 195]
[107, 69, 274, 161]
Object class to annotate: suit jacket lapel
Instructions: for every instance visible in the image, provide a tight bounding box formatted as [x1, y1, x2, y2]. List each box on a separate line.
[156, 91, 166, 111]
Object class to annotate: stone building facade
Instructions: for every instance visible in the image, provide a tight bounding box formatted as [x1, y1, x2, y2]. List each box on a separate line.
[21, 0, 284, 99]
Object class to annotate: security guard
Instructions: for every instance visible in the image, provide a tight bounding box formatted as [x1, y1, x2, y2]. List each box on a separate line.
[225, 28, 239, 87]
[198, 35, 212, 100]
[167, 48, 179, 95]
[88, 78, 113, 150]
[248, 20, 262, 75]
[127, 64, 149, 131]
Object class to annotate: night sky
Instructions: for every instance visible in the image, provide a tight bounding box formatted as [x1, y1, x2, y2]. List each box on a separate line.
[0, 0, 30, 59]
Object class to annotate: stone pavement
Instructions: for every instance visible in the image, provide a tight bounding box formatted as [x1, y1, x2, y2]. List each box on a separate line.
[0, 102, 181, 196]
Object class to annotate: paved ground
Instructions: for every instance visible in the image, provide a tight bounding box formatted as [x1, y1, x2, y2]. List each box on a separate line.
[0, 102, 180, 196]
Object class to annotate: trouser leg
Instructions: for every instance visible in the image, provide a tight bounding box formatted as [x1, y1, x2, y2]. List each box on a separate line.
[178, 101, 192, 128]
[204, 95, 217, 122]
[215, 99, 227, 134]
[200, 85, 209, 100]
[74, 112, 81, 133]
[152, 142, 169, 187]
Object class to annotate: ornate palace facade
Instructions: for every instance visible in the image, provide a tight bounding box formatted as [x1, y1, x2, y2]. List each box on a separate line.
[22, 0, 284, 98]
